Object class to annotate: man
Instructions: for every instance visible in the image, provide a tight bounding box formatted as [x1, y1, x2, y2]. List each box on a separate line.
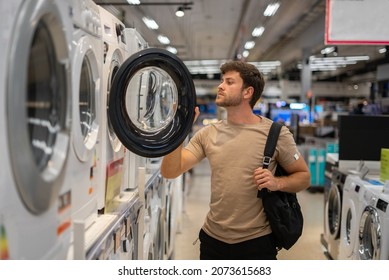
[161, 61, 310, 260]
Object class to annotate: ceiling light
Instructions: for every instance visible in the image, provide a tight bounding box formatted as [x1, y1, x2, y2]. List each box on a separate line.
[308, 55, 370, 71]
[244, 41, 255, 50]
[379, 47, 387, 54]
[252, 26, 265, 37]
[142, 16, 159, 30]
[321, 46, 336, 55]
[126, 0, 140, 4]
[242, 50, 250, 58]
[158, 35, 170, 45]
[175, 7, 185, 17]
[166, 46, 177, 54]
[264, 3, 280, 17]
[183, 60, 281, 75]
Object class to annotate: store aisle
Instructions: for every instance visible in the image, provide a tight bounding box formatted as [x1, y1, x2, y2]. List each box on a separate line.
[173, 159, 327, 260]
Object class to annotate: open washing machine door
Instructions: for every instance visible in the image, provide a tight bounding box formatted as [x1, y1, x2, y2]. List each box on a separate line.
[108, 48, 196, 158]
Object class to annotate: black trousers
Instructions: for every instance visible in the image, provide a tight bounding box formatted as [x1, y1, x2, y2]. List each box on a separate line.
[199, 229, 278, 260]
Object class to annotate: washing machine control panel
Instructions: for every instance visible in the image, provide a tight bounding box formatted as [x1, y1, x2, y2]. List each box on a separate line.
[73, 0, 101, 37]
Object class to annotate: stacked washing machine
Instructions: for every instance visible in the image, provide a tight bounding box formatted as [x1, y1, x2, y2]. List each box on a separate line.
[1, 1, 196, 260]
[321, 152, 338, 253]
[67, 0, 102, 227]
[65, 0, 123, 260]
[64, 0, 104, 259]
[0, 0, 74, 259]
[162, 175, 183, 259]
[338, 175, 363, 260]
[139, 172, 162, 260]
[339, 175, 380, 259]
[323, 167, 347, 259]
[355, 178, 387, 260]
[122, 28, 148, 192]
[97, 6, 129, 214]
[339, 174, 387, 260]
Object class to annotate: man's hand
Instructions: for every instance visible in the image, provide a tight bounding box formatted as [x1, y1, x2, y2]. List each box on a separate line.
[253, 167, 281, 191]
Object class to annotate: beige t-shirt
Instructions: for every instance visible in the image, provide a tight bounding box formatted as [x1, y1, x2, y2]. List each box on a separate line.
[185, 116, 300, 244]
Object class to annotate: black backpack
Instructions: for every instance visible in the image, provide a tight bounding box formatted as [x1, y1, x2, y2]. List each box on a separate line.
[257, 122, 304, 250]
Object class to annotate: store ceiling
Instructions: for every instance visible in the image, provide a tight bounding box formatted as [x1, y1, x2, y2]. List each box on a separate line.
[94, 0, 388, 82]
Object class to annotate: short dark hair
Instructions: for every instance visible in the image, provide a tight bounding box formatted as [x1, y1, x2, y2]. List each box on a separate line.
[220, 61, 265, 108]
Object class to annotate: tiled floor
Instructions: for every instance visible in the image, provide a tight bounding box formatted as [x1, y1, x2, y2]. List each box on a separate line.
[173, 159, 328, 260]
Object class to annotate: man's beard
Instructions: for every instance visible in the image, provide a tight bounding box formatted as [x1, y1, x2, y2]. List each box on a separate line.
[215, 91, 243, 107]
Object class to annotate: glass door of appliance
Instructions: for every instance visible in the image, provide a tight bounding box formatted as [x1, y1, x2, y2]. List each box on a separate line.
[108, 48, 196, 158]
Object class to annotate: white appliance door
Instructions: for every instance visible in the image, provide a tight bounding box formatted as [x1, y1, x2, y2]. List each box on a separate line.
[109, 48, 196, 158]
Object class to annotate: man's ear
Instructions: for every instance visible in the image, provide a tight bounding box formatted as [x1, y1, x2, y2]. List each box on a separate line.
[243, 86, 254, 100]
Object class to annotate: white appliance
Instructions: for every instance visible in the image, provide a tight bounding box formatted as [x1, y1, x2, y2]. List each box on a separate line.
[151, 174, 164, 260]
[140, 173, 162, 259]
[339, 175, 384, 260]
[104, 37, 197, 260]
[122, 28, 148, 191]
[372, 191, 389, 259]
[97, 6, 129, 213]
[120, 197, 143, 259]
[67, 0, 102, 233]
[0, 0, 73, 259]
[339, 175, 362, 260]
[162, 176, 181, 259]
[320, 152, 338, 253]
[143, 183, 154, 260]
[357, 181, 387, 260]
[95, 195, 142, 260]
[324, 168, 347, 259]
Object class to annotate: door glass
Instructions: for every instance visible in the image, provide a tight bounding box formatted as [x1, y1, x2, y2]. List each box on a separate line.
[27, 21, 65, 171]
[360, 212, 374, 259]
[126, 67, 177, 133]
[79, 55, 96, 142]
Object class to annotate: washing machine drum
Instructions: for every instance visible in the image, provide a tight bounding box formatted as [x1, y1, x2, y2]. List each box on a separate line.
[358, 206, 381, 260]
[109, 48, 196, 158]
[327, 184, 342, 239]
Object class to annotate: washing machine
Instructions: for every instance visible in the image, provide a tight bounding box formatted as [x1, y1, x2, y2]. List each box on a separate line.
[162, 176, 181, 259]
[152, 174, 165, 260]
[339, 175, 362, 260]
[122, 28, 148, 191]
[320, 152, 338, 251]
[357, 183, 388, 260]
[99, 30, 196, 259]
[120, 197, 143, 259]
[72, 213, 118, 260]
[140, 172, 163, 259]
[373, 190, 389, 260]
[143, 179, 155, 260]
[324, 168, 347, 259]
[0, 0, 73, 259]
[339, 175, 384, 260]
[97, 6, 129, 213]
[94, 195, 142, 260]
[66, 0, 102, 230]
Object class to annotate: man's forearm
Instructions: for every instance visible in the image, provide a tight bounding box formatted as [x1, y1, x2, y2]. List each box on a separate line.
[160, 144, 184, 179]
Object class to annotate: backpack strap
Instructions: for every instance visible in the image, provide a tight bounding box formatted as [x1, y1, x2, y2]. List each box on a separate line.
[262, 122, 283, 169]
[257, 121, 283, 198]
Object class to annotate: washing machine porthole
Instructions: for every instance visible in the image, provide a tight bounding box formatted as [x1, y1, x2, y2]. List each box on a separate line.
[109, 48, 196, 158]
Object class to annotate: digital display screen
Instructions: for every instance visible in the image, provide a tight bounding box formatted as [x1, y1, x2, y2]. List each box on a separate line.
[338, 115, 389, 161]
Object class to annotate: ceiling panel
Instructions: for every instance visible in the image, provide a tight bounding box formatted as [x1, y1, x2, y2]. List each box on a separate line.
[94, 0, 389, 81]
